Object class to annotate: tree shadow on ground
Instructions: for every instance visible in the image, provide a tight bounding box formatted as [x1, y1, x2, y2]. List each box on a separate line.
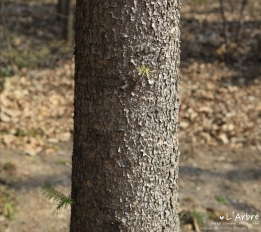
[2, 164, 260, 216]
[179, 166, 261, 181]
[221, 62, 261, 87]
[180, 18, 261, 88]
[0, 171, 71, 191]
[179, 165, 261, 214]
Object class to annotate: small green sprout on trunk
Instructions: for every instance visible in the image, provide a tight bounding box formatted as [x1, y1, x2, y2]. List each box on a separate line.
[41, 184, 75, 213]
[137, 65, 151, 78]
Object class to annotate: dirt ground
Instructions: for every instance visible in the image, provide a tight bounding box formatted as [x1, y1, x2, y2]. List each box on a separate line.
[0, 0, 260, 231]
[1, 143, 261, 232]
[1, 145, 260, 232]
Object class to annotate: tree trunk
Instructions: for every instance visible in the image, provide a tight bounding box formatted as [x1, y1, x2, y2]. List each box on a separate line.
[57, 0, 66, 22]
[70, 0, 182, 231]
[57, 0, 74, 44]
[64, 0, 74, 44]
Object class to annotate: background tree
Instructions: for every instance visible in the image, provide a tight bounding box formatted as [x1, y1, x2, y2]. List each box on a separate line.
[70, 0, 182, 231]
[57, 0, 74, 44]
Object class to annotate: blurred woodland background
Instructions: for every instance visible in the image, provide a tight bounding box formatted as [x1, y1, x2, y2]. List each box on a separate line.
[0, 0, 260, 231]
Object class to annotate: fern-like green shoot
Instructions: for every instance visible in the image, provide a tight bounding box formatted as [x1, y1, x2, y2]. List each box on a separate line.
[41, 184, 75, 213]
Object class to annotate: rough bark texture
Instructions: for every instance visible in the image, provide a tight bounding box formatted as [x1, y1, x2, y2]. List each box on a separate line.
[70, 0, 181, 231]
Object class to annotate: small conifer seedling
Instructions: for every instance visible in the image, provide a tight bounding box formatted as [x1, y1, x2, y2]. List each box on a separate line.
[41, 184, 75, 213]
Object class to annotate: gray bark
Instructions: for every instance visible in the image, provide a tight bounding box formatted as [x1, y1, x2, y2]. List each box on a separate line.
[70, 0, 181, 231]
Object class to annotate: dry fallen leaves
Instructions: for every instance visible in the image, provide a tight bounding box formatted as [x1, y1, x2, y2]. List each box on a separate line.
[0, 61, 260, 155]
[0, 63, 74, 155]
[180, 61, 261, 147]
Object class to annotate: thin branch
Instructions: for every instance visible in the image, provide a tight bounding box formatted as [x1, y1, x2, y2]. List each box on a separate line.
[1, 0, 11, 51]
[1, 0, 15, 72]
[235, 0, 248, 45]
[228, 0, 235, 12]
[219, 0, 229, 50]
[241, 29, 261, 63]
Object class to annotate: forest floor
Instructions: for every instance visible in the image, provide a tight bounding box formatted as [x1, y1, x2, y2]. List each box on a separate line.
[0, 0, 261, 231]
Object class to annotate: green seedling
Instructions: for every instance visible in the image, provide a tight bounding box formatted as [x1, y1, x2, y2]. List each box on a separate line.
[58, 159, 66, 165]
[216, 195, 230, 205]
[192, 209, 208, 225]
[41, 184, 75, 213]
[4, 202, 15, 220]
[137, 65, 151, 78]
[28, 156, 35, 161]
[15, 128, 44, 137]
[0, 186, 18, 221]
[53, 145, 61, 151]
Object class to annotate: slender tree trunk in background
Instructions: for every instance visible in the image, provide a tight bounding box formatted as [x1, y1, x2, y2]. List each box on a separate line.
[57, 0, 74, 44]
[70, 0, 182, 231]
[57, 0, 66, 22]
[64, 0, 74, 44]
